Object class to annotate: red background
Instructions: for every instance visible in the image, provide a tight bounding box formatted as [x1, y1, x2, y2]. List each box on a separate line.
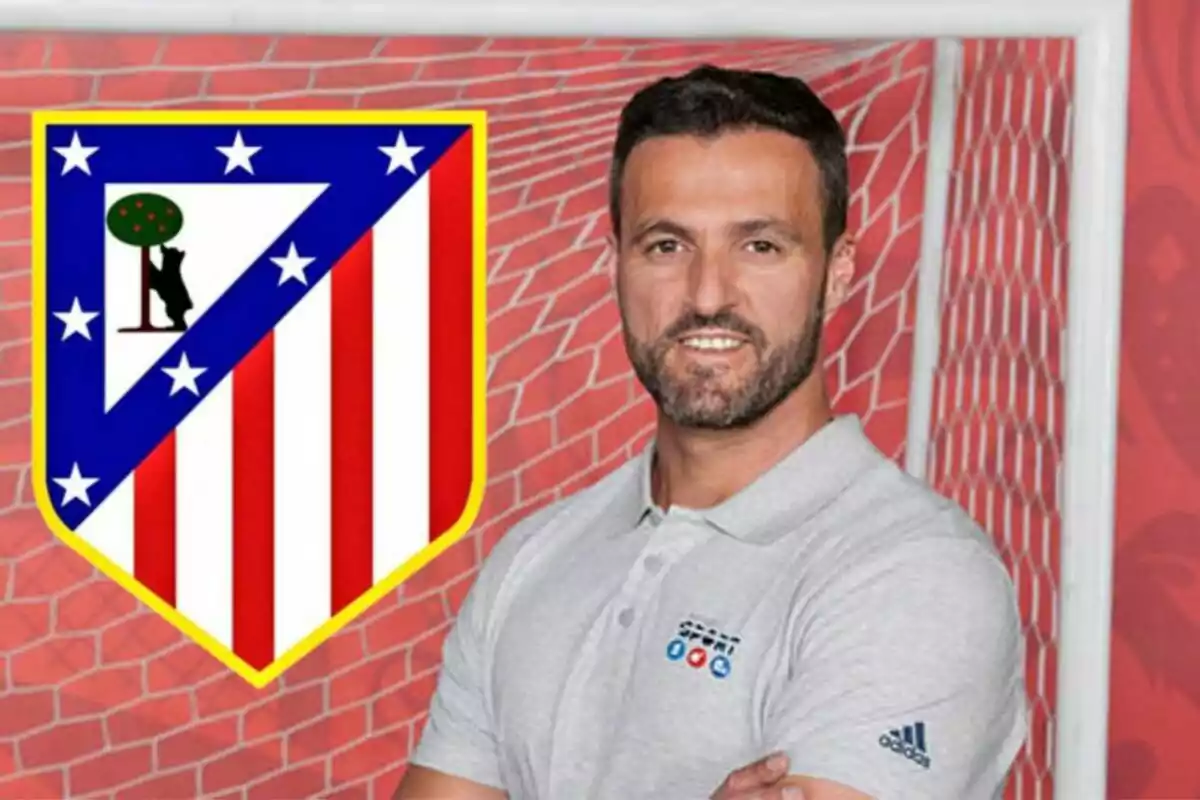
[0, 1, 1194, 797]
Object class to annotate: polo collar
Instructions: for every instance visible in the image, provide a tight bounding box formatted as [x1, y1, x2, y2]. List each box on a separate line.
[628, 414, 881, 545]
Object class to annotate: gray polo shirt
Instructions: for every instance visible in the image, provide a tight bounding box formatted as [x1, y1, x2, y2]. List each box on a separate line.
[410, 415, 1027, 799]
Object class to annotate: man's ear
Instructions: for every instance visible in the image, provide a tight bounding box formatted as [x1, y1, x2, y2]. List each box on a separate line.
[823, 232, 856, 319]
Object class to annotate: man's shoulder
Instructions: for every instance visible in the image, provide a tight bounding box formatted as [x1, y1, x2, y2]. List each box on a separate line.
[477, 455, 643, 573]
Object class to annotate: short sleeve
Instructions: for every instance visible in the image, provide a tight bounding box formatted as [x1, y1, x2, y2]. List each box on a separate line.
[763, 532, 1027, 800]
[407, 558, 506, 790]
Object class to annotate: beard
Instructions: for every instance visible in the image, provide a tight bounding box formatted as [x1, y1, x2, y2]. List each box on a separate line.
[622, 297, 825, 431]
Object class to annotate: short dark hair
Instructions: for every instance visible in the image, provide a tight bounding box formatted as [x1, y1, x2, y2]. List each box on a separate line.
[608, 64, 849, 254]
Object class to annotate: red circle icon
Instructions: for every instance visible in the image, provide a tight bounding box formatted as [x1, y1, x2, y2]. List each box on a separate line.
[686, 647, 708, 668]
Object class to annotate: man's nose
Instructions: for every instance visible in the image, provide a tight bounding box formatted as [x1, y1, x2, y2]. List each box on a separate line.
[686, 251, 735, 314]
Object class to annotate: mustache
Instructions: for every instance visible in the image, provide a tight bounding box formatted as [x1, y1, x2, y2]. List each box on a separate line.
[661, 310, 763, 344]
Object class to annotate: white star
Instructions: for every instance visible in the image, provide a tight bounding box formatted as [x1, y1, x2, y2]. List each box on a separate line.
[217, 130, 261, 175]
[270, 242, 315, 286]
[53, 131, 99, 176]
[52, 462, 99, 507]
[379, 130, 423, 175]
[52, 297, 99, 341]
[162, 352, 206, 396]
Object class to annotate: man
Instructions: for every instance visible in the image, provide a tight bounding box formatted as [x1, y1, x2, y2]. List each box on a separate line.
[394, 64, 1027, 800]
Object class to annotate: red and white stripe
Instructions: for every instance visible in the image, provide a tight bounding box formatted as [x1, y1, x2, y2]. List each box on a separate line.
[76, 131, 477, 670]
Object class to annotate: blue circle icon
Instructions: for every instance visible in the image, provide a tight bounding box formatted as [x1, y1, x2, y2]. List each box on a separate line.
[710, 655, 732, 679]
[666, 638, 687, 661]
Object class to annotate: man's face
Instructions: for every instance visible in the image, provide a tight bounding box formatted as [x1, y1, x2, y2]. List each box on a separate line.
[614, 128, 851, 430]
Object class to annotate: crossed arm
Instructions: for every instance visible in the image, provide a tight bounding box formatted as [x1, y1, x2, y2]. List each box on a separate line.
[392, 536, 1025, 800]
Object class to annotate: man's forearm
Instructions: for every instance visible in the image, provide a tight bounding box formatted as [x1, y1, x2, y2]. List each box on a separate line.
[391, 765, 509, 800]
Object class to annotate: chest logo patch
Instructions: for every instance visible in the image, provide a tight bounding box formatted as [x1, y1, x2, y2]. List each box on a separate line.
[665, 618, 741, 680]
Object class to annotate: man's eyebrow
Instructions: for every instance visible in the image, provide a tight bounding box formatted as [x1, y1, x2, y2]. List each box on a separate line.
[730, 217, 801, 242]
[629, 219, 693, 244]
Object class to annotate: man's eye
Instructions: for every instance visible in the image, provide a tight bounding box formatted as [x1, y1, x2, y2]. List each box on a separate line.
[647, 240, 681, 254]
[747, 240, 780, 254]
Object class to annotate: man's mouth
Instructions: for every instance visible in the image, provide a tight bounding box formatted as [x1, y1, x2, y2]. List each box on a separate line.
[677, 331, 748, 353]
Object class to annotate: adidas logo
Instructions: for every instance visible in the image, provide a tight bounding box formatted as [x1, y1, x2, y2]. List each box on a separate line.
[878, 722, 932, 769]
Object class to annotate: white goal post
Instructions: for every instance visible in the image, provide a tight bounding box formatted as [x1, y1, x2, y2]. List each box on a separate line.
[5, 0, 1130, 797]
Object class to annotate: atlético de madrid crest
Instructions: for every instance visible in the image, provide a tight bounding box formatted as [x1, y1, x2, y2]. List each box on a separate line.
[30, 110, 488, 688]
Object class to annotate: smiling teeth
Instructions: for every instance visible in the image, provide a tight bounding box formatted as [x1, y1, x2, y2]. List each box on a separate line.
[683, 336, 741, 351]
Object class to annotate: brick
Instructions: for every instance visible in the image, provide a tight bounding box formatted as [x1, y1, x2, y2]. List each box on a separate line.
[160, 35, 273, 67]
[282, 628, 364, 687]
[200, 738, 284, 795]
[486, 273, 526, 316]
[595, 331, 634, 383]
[464, 76, 560, 102]
[8, 541, 86, 595]
[561, 183, 608, 226]
[0, 690, 53, 736]
[328, 650, 401, 712]
[363, 594, 446, 655]
[489, 419, 553, 478]
[519, 351, 596, 419]
[194, 672, 264, 718]
[312, 63, 418, 91]
[0, 272, 29, 309]
[0, 741, 13, 777]
[422, 56, 526, 82]
[489, 300, 549, 355]
[248, 765, 328, 800]
[330, 727, 409, 784]
[597, 399, 654, 461]
[491, 327, 569, 389]
[146, 643, 225, 690]
[356, 85, 460, 110]
[0, 417, 28, 467]
[69, 744, 152, 795]
[56, 579, 138, 632]
[325, 780, 371, 800]
[243, 684, 324, 740]
[407, 625, 451, 679]
[0, 75, 93, 109]
[489, 203, 558, 249]
[560, 448, 629, 497]
[60, 664, 143, 718]
[0, 768, 63, 800]
[96, 71, 203, 104]
[543, 274, 612, 328]
[0, 600, 48, 649]
[208, 67, 312, 98]
[556, 380, 631, 443]
[10, 634, 95, 686]
[19, 719, 104, 767]
[0, 145, 30, 179]
[286, 706, 367, 763]
[100, 612, 180, 663]
[114, 768, 198, 800]
[483, 37, 588, 54]
[255, 94, 357, 110]
[107, 692, 194, 744]
[488, 387, 518, 433]
[156, 717, 238, 769]
[519, 436, 596, 500]
[0, 35, 47, 71]
[372, 765, 406, 800]
[441, 572, 479, 620]
[271, 36, 381, 63]
[401, 532, 476, 598]
[370, 673, 439, 731]
[376, 38, 484, 59]
[525, 49, 629, 73]
[45, 34, 160, 69]
[495, 220, 592, 278]
[563, 300, 620, 353]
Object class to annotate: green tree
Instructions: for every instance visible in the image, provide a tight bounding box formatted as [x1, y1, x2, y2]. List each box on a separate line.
[106, 193, 184, 331]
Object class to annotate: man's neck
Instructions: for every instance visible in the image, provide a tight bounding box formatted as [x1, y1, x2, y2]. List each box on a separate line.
[650, 379, 834, 511]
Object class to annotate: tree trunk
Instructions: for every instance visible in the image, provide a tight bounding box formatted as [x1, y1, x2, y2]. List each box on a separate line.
[140, 245, 152, 329]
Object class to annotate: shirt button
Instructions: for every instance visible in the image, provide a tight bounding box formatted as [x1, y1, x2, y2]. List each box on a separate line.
[617, 608, 635, 628]
[643, 554, 663, 574]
